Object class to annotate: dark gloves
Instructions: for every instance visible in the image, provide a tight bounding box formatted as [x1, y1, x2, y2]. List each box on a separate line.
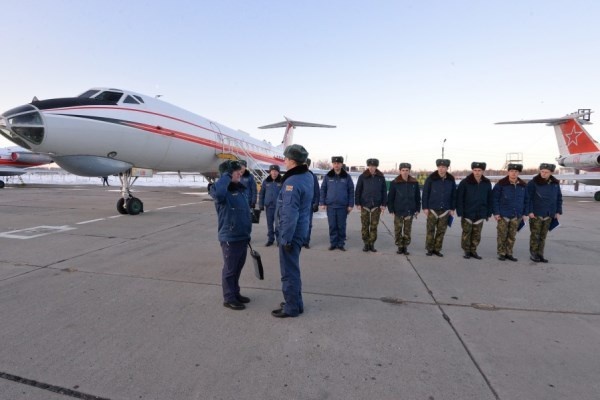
[284, 244, 293, 253]
[251, 204, 256, 209]
[260, 207, 265, 211]
[312, 204, 319, 213]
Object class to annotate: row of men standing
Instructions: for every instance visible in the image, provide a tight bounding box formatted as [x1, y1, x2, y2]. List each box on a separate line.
[259, 156, 563, 263]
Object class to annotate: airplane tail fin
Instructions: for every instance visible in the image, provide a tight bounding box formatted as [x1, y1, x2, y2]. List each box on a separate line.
[496, 109, 600, 155]
[258, 116, 335, 148]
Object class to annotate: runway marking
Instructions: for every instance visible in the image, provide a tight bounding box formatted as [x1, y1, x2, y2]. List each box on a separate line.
[0, 225, 76, 239]
[179, 202, 199, 206]
[156, 205, 177, 210]
[76, 218, 106, 225]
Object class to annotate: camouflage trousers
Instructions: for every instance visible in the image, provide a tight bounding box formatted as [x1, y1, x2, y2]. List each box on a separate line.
[529, 217, 551, 256]
[394, 215, 414, 247]
[460, 218, 484, 253]
[361, 207, 382, 245]
[425, 211, 450, 252]
[496, 217, 519, 256]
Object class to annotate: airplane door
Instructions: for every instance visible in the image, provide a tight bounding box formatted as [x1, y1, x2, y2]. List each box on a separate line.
[210, 122, 224, 155]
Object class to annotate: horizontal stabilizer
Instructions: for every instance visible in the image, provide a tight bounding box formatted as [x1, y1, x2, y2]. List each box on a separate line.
[258, 117, 336, 130]
[496, 110, 593, 126]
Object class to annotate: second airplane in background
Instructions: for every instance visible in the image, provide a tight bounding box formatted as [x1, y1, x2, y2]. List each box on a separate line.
[497, 109, 600, 201]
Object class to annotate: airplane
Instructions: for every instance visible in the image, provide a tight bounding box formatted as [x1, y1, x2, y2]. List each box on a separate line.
[0, 145, 53, 188]
[0, 88, 335, 213]
[496, 109, 600, 201]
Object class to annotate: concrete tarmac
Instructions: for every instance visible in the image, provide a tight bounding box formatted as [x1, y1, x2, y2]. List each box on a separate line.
[1, 184, 599, 400]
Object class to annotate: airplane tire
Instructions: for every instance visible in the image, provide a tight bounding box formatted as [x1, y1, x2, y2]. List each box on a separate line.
[126, 197, 143, 215]
[594, 191, 600, 202]
[117, 198, 129, 214]
[0, 180, 4, 189]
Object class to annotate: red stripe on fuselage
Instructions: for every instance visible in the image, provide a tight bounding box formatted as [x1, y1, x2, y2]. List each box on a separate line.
[44, 106, 285, 166]
[0, 159, 42, 167]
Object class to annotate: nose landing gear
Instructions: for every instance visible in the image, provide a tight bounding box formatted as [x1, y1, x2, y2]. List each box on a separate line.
[116, 170, 144, 215]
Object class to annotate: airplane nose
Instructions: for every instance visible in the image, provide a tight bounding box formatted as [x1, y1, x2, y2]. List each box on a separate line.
[0, 104, 45, 150]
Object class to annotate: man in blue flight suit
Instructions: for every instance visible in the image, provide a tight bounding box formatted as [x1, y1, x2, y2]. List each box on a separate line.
[492, 163, 528, 261]
[303, 158, 320, 249]
[422, 159, 456, 257]
[527, 163, 563, 263]
[272, 144, 313, 318]
[209, 160, 253, 311]
[258, 164, 283, 246]
[239, 160, 257, 209]
[320, 156, 355, 251]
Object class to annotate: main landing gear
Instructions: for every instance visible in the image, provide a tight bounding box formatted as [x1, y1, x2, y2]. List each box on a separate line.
[0, 180, 5, 189]
[116, 170, 144, 215]
[595, 191, 600, 202]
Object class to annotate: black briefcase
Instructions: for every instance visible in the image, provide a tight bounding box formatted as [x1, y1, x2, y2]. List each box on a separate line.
[248, 242, 264, 280]
[251, 209, 261, 224]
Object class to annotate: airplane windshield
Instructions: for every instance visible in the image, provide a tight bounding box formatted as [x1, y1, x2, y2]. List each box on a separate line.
[93, 91, 123, 103]
[78, 90, 100, 98]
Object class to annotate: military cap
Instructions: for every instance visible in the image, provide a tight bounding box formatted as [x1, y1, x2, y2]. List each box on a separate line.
[218, 160, 242, 175]
[238, 159, 247, 167]
[366, 158, 379, 167]
[283, 144, 309, 163]
[471, 162, 487, 170]
[507, 163, 523, 172]
[539, 163, 556, 172]
[331, 156, 344, 163]
[399, 162, 412, 170]
[436, 159, 451, 167]
[269, 164, 280, 172]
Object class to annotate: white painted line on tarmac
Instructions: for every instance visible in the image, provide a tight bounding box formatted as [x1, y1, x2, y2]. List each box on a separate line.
[179, 202, 201, 206]
[156, 206, 177, 210]
[76, 218, 106, 225]
[0, 225, 76, 239]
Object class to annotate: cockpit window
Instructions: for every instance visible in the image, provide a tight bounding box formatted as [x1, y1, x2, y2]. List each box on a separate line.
[133, 95, 144, 103]
[78, 89, 101, 98]
[93, 91, 123, 103]
[123, 95, 140, 104]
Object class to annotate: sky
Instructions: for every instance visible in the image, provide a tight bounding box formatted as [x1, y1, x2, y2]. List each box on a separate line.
[2, 0, 600, 172]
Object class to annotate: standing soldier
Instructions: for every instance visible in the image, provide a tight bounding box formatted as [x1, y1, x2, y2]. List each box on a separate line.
[527, 163, 563, 263]
[387, 162, 421, 255]
[355, 158, 388, 252]
[209, 160, 252, 311]
[258, 165, 283, 246]
[456, 162, 493, 260]
[239, 160, 257, 209]
[320, 156, 355, 251]
[492, 163, 528, 261]
[303, 158, 320, 249]
[272, 144, 313, 318]
[422, 159, 456, 257]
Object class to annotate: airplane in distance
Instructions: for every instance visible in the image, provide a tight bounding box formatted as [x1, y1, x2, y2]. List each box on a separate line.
[0, 146, 53, 188]
[496, 109, 600, 201]
[0, 88, 335, 213]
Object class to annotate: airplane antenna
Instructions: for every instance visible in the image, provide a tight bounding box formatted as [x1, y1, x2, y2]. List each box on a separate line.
[155, 95, 163, 98]
[258, 116, 336, 148]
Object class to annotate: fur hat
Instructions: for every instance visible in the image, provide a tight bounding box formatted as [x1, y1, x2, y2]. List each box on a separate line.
[436, 159, 451, 167]
[306, 158, 312, 167]
[218, 160, 242, 175]
[507, 163, 523, 172]
[399, 162, 412, 170]
[471, 162, 486, 170]
[238, 160, 247, 167]
[331, 156, 344, 163]
[366, 158, 379, 167]
[269, 164, 280, 172]
[539, 163, 556, 172]
[283, 144, 309, 163]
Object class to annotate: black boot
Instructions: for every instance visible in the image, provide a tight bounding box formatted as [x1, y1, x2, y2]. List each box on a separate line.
[403, 247, 410, 255]
[363, 243, 370, 252]
[463, 252, 471, 259]
[370, 243, 377, 252]
[530, 251, 541, 262]
[538, 254, 548, 263]
[396, 247, 403, 254]
[470, 252, 482, 260]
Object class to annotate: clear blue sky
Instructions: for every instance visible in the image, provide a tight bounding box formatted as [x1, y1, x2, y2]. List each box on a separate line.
[2, 0, 600, 171]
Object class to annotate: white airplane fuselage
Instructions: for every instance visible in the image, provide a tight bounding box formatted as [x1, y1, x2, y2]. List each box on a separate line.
[0, 88, 285, 178]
